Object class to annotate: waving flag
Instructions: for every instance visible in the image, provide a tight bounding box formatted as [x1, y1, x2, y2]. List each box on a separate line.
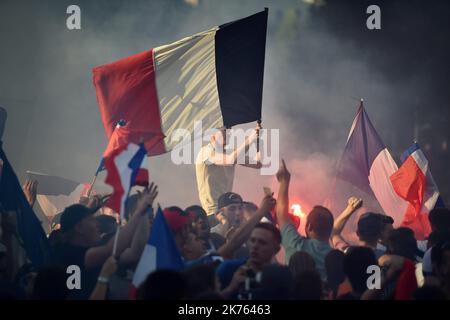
[390, 143, 443, 239]
[0, 147, 50, 268]
[333, 101, 406, 226]
[104, 143, 149, 220]
[93, 9, 268, 155]
[131, 206, 184, 290]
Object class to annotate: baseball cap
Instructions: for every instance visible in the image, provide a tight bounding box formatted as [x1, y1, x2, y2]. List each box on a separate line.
[60, 204, 96, 233]
[217, 192, 243, 211]
[163, 206, 195, 233]
[357, 212, 393, 237]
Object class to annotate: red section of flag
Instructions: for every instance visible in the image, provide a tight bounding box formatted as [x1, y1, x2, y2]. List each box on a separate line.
[93, 49, 166, 156]
[103, 124, 160, 158]
[390, 155, 430, 240]
[400, 204, 431, 240]
[104, 145, 127, 214]
[135, 168, 149, 187]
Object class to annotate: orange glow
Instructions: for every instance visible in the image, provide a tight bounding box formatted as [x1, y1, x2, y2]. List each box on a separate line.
[291, 203, 305, 217]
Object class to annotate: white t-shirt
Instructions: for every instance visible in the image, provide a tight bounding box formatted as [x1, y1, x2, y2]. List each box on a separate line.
[195, 143, 235, 216]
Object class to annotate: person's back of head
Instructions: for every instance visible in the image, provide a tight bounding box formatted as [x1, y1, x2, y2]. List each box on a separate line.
[288, 251, 316, 278]
[386, 227, 418, 261]
[325, 249, 346, 296]
[291, 270, 323, 300]
[343, 246, 377, 297]
[429, 208, 450, 233]
[306, 206, 334, 241]
[256, 265, 294, 300]
[357, 212, 390, 245]
[32, 266, 69, 300]
[138, 270, 186, 300]
[431, 241, 450, 282]
[95, 214, 117, 236]
[183, 263, 219, 299]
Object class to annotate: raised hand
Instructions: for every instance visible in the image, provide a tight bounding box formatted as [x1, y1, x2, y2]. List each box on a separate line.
[259, 194, 276, 214]
[135, 182, 158, 216]
[347, 197, 363, 211]
[99, 256, 118, 278]
[276, 159, 291, 183]
[22, 179, 38, 208]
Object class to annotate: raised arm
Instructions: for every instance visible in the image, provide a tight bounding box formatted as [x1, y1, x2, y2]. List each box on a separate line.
[330, 197, 363, 249]
[85, 183, 158, 268]
[208, 128, 259, 166]
[275, 159, 291, 228]
[217, 194, 276, 259]
[119, 212, 151, 266]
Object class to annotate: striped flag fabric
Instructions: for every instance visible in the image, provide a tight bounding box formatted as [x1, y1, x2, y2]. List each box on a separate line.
[390, 143, 443, 239]
[104, 143, 149, 220]
[93, 9, 268, 155]
[131, 206, 185, 291]
[334, 101, 407, 226]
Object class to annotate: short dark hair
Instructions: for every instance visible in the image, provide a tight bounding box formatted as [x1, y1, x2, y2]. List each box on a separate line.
[183, 263, 217, 299]
[343, 247, 377, 295]
[428, 208, 450, 233]
[307, 206, 334, 239]
[386, 227, 418, 261]
[254, 222, 281, 244]
[95, 214, 117, 235]
[325, 249, 346, 294]
[185, 205, 207, 220]
[292, 270, 323, 300]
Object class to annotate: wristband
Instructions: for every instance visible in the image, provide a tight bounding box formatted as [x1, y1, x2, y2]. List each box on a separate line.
[97, 276, 109, 284]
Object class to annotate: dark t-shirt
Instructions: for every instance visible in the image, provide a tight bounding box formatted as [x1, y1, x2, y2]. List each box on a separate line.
[51, 243, 101, 300]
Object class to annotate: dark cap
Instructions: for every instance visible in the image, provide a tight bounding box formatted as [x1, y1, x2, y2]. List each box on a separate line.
[217, 192, 243, 211]
[60, 204, 95, 233]
[357, 212, 393, 237]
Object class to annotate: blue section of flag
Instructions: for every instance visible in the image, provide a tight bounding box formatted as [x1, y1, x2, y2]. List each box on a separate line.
[95, 157, 105, 176]
[0, 147, 50, 268]
[336, 103, 385, 194]
[127, 143, 147, 187]
[148, 207, 185, 271]
[123, 143, 147, 213]
[400, 142, 420, 163]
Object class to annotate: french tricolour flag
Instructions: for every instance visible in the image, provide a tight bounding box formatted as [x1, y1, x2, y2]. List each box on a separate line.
[335, 101, 407, 226]
[93, 10, 267, 155]
[390, 143, 444, 240]
[104, 143, 149, 220]
[131, 206, 184, 296]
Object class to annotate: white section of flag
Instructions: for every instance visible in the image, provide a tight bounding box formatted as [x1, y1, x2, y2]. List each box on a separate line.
[410, 149, 440, 213]
[368, 148, 408, 226]
[113, 143, 141, 220]
[153, 28, 223, 151]
[132, 244, 157, 288]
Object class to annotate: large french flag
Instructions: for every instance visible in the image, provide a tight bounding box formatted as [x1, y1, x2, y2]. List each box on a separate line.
[93, 10, 267, 155]
[390, 143, 443, 240]
[131, 206, 184, 293]
[335, 101, 407, 226]
[104, 143, 149, 220]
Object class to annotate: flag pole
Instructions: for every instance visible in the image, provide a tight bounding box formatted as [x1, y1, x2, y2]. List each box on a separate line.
[87, 119, 126, 199]
[86, 172, 98, 198]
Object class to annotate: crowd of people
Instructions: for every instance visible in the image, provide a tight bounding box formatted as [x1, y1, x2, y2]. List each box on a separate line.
[1, 157, 450, 300]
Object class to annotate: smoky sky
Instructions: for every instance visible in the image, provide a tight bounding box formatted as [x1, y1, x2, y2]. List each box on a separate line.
[1, 0, 449, 211]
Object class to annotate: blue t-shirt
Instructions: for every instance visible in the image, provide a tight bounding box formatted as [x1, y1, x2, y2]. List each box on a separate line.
[216, 258, 247, 290]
